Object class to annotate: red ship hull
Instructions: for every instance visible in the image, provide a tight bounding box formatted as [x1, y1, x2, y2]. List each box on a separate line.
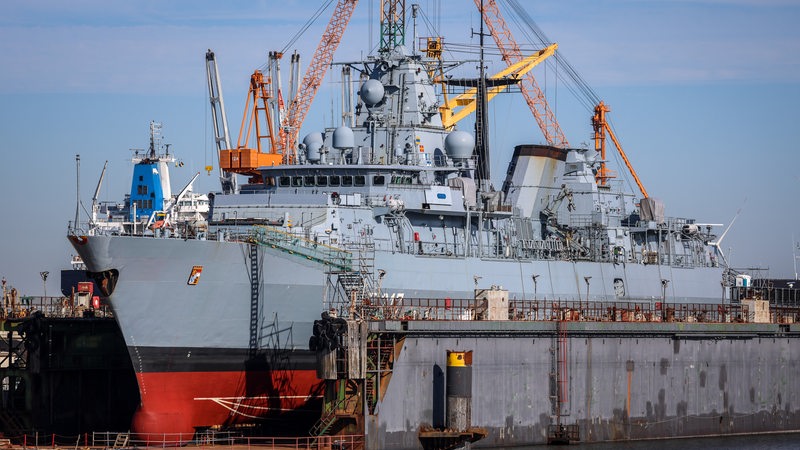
[126, 349, 322, 442]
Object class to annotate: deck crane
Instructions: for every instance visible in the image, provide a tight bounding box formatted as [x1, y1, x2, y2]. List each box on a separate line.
[279, 0, 359, 160]
[214, 68, 281, 185]
[475, 0, 569, 148]
[205, 50, 236, 194]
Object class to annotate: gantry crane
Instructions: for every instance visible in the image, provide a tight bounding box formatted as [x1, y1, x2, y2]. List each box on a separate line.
[475, 0, 569, 148]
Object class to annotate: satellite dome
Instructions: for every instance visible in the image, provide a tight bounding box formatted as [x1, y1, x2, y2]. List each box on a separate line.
[332, 126, 354, 149]
[303, 132, 324, 163]
[359, 79, 385, 106]
[444, 130, 475, 160]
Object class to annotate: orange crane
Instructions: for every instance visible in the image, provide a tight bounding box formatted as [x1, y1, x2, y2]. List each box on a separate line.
[477, 1, 649, 198]
[592, 101, 649, 198]
[475, 0, 569, 148]
[280, 0, 359, 160]
[217, 70, 281, 184]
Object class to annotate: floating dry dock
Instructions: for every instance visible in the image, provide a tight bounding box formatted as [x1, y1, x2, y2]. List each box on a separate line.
[0, 296, 138, 439]
[312, 289, 800, 449]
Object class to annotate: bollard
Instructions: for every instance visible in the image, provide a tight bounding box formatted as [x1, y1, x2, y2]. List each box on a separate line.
[446, 350, 472, 431]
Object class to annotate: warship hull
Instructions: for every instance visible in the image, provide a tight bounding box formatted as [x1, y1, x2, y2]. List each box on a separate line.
[69, 231, 725, 438]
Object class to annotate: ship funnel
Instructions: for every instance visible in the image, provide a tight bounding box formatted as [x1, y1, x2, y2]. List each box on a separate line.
[359, 79, 385, 107]
[445, 130, 475, 161]
[303, 132, 324, 163]
[333, 126, 354, 149]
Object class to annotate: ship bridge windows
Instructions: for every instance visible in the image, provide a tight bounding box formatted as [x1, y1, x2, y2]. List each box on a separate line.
[342, 175, 353, 186]
[278, 176, 291, 187]
[132, 199, 153, 210]
[292, 177, 303, 187]
[391, 175, 413, 185]
[137, 185, 149, 195]
[373, 175, 385, 186]
[354, 175, 366, 186]
[316, 175, 328, 186]
[329, 175, 341, 187]
[304, 175, 315, 186]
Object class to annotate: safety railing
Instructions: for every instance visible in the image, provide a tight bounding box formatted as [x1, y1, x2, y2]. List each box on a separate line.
[346, 297, 800, 325]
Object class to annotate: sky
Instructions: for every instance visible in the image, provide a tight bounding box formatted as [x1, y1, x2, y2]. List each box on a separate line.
[0, 0, 798, 296]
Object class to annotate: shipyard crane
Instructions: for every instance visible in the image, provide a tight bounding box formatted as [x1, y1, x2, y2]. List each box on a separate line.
[280, 0, 359, 159]
[483, 1, 650, 199]
[475, 0, 569, 148]
[592, 101, 649, 198]
[213, 69, 281, 184]
[205, 50, 236, 194]
[439, 43, 557, 130]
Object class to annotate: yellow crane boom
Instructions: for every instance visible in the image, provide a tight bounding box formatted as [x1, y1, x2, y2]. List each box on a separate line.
[439, 43, 558, 129]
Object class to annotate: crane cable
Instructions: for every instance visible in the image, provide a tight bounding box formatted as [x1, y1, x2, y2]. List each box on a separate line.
[503, 0, 638, 195]
[256, 0, 336, 72]
[503, 0, 600, 111]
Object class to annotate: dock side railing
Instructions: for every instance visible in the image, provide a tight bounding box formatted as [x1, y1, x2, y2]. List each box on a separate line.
[348, 297, 800, 325]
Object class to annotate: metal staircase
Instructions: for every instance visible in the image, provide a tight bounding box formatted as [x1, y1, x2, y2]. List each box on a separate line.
[365, 333, 398, 414]
[248, 242, 260, 357]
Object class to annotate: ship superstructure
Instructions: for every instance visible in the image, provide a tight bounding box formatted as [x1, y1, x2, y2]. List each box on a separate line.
[68, 0, 730, 442]
[87, 121, 209, 237]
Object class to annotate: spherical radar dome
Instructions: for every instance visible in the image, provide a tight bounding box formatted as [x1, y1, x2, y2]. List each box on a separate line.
[359, 79, 385, 106]
[333, 126, 354, 149]
[444, 130, 475, 160]
[302, 132, 324, 162]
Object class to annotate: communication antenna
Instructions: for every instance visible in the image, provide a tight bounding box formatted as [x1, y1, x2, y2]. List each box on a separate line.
[74, 154, 81, 232]
[793, 234, 799, 281]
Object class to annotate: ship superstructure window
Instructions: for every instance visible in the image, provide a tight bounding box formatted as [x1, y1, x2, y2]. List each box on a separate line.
[391, 175, 412, 185]
[613, 278, 625, 298]
[354, 175, 366, 186]
[304, 175, 315, 186]
[329, 175, 341, 187]
[137, 185, 148, 195]
[316, 175, 328, 186]
[292, 177, 303, 187]
[279, 176, 291, 187]
[133, 199, 153, 210]
[373, 175, 385, 185]
[342, 175, 353, 186]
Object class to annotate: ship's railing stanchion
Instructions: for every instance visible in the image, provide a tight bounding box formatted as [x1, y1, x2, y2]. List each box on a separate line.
[348, 295, 800, 325]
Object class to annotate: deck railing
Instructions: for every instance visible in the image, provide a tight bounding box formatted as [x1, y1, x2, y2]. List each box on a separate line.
[346, 297, 799, 325]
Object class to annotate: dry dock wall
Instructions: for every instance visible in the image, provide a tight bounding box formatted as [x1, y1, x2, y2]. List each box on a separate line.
[366, 321, 800, 449]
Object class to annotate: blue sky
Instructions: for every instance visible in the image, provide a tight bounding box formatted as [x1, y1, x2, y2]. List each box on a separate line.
[0, 0, 798, 295]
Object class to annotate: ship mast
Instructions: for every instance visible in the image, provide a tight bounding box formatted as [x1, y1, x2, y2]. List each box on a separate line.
[474, 0, 491, 189]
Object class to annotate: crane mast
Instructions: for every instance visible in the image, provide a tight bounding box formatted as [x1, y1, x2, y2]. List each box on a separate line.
[281, 0, 359, 159]
[205, 50, 236, 194]
[475, 0, 568, 148]
[592, 101, 649, 198]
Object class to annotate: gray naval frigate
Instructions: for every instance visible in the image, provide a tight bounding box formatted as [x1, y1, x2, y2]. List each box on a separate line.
[67, 22, 728, 441]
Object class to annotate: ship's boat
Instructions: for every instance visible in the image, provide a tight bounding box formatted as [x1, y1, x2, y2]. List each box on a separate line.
[68, 2, 729, 442]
